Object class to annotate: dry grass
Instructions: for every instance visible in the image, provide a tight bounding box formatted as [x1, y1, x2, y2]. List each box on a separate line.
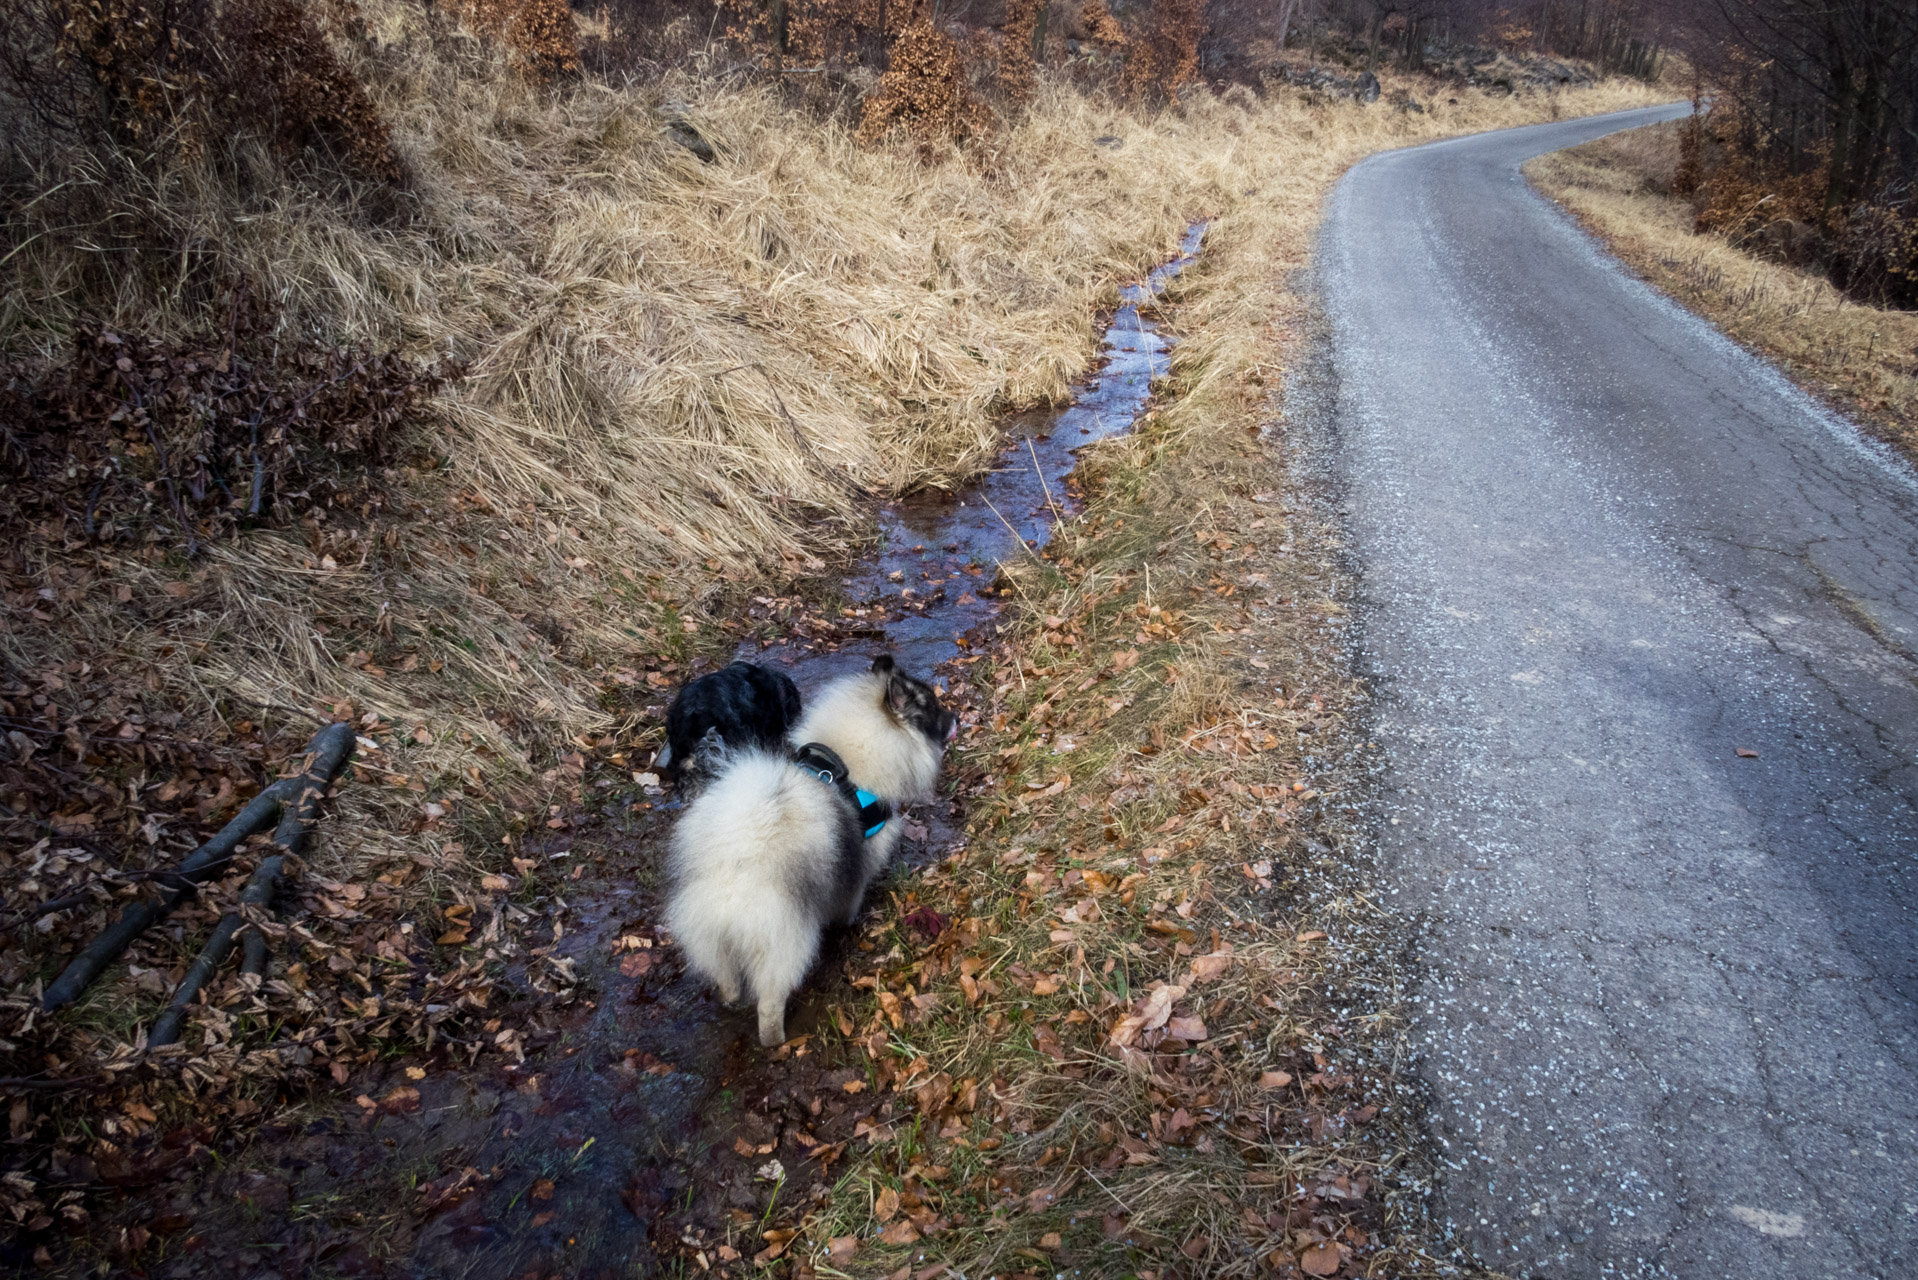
[1528, 123, 1918, 461]
[1, 0, 1670, 806]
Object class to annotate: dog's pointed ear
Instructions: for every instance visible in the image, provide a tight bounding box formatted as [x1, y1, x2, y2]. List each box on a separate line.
[885, 673, 911, 716]
[869, 655, 896, 675]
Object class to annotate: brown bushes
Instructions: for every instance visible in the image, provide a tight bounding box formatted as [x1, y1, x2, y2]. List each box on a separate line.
[996, 0, 1044, 104]
[1118, 0, 1202, 102]
[225, 0, 403, 180]
[856, 17, 986, 151]
[446, 0, 582, 79]
[1676, 101, 1918, 307]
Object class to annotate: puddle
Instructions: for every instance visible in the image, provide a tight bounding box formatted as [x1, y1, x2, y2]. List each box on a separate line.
[172, 224, 1207, 1280]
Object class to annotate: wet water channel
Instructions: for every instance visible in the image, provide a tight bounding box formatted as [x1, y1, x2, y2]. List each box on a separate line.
[226, 223, 1208, 1280]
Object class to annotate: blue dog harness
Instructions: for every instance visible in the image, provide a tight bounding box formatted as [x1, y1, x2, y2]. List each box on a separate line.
[790, 742, 890, 839]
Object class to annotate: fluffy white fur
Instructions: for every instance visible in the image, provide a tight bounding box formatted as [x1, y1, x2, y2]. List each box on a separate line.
[665, 750, 853, 1047]
[665, 666, 947, 1048]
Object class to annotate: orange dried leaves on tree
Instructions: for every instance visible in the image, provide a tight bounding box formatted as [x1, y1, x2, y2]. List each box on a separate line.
[997, 0, 1044, 103]
[857, 18, 986, 153]
[1079, 0, 1126, 48]
[1119, 0, 1202, 103]
[446, 0, 579, 80]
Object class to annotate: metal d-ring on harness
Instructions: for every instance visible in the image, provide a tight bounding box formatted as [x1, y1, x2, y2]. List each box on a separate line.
[790, 742, 890, 838]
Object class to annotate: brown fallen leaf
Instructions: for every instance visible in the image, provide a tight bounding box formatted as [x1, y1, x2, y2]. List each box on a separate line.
[531, 1178, 554, 1201]
[1735, 747, 1759, 758]
[1165, 1015, 1208, 1042]
[755, 1228, 796, 1263]
[1259, 1070, 1294, 1089]
[1185, 952, 1233, 983]
[1039, 1231, 1062, 1249]
[619, 952, 653, 978]
[1301, 1241, 1341, 1275]
[1141, 983, 1183, 1031]
[828, 1235, 859, 1264]
[875, 1185, 901, 1223]
[878, 1219, 921, 1245]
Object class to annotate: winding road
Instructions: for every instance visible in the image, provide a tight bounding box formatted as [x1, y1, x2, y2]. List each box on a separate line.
[1320, 105, 1918, 1278]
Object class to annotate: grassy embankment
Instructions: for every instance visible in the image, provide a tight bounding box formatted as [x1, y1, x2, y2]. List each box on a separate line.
[1527, 123, 1918, 461]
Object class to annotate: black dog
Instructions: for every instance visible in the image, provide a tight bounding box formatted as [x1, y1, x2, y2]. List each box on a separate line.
[655, 662, 803, 785]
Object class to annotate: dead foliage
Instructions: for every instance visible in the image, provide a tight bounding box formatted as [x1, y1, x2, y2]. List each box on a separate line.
[1529, 123, 1918, 460]
[1079, 0, 1127, 50]
[1119, 0, 1204, 103]
[1676, 100, 1918, 308]
[1, 290, 442, 554]
[445, 0, 582, 80]
[995, 0, 1044, 104]
[0, 0, 400, 180]
[857, 17, 988, 152]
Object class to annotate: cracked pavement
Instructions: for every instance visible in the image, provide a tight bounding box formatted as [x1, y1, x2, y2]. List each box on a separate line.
[1318, 104, 1918, 1278]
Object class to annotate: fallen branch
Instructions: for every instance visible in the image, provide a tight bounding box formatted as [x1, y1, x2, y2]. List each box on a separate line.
[41, 722, 355, 1013]
[149, 730, 352, 1045]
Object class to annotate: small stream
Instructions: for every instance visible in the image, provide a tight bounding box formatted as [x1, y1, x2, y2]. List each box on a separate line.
[741, 220, 1209, 689]
[293, 223, 1209, 1280]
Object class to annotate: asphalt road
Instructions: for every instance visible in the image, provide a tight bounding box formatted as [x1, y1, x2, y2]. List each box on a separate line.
[1320, 104, 1918, 1278]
